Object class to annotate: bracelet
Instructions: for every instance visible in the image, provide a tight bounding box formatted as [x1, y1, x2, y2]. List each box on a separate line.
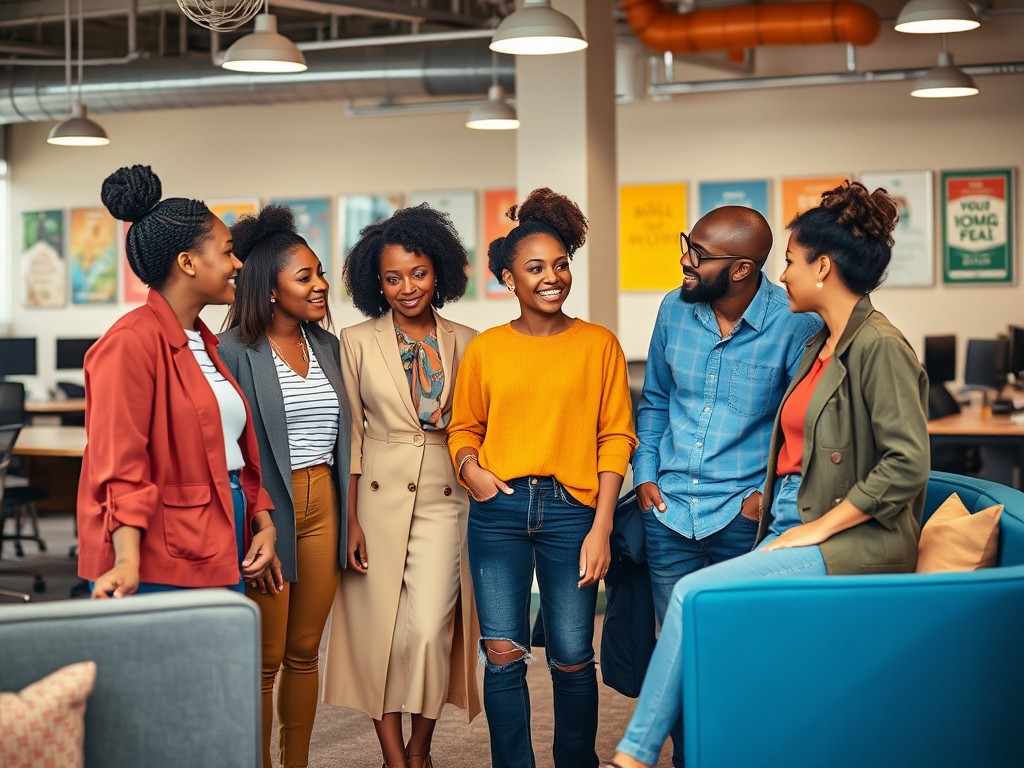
[456, 453, 479, 480]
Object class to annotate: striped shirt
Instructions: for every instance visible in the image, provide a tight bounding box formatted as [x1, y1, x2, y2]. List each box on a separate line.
[272, 328, 340, 470]
[184, 329, 246, 471]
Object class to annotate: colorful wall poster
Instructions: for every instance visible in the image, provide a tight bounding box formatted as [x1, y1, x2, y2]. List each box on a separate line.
[860, 171, 935, 288]
[121, 221, 149, 303]
[207, 199, 260, 228]
[698, 180, 770, 220]
[619, 183, 687, 291]
[270, 197, 332, 276]
[942, 169, 1015, 284]
[781, 176, 848, 226]
[410, 190, 478, 299]
[70, 207, 118, 305]
[21, 210, 65, 307]
[338, 194, 403, 292]
[482, 189, 518, 298]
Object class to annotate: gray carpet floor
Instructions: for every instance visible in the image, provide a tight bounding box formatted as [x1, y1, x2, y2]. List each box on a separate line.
[2, 513, 673, 767]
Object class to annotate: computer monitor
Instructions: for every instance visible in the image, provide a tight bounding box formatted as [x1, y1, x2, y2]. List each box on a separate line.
[1009, 325, 1024, 382]
[55, 338, 98, 370]
[924, 335, 956, 384]
[0, 338, 37, 378]
[964, 338, 1008, 390]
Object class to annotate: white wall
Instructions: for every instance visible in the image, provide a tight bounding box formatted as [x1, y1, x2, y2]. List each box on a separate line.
[5, 18, 1024, 394]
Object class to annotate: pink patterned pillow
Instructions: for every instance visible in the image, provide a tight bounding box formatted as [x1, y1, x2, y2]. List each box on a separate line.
[0, 661, 96, 768]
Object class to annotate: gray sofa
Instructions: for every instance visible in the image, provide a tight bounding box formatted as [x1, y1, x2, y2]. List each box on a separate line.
[0, 590, 261, 768]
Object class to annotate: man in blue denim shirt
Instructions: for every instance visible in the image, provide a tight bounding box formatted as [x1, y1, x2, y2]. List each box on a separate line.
[634, 206, 821, 766]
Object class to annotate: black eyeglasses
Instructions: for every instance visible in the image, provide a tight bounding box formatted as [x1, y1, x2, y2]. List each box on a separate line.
[679, 231, 746, 269]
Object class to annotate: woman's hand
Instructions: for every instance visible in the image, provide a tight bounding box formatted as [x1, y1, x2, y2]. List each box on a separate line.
[242, 525, 277, 579]
[92, 560, 140, 599]
[761, 519, 828, 551]
[462, 461, 513, 502]
[578, 525, 612, 588]
[348, 519, 369, 574]
[248, 555, 284, 594]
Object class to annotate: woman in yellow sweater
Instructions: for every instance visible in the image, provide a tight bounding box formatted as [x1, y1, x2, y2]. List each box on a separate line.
[448, 188, 638, 768]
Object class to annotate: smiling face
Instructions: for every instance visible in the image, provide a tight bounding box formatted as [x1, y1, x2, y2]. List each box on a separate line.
[271, 244, 328, 324]
[380, 244, 435, 321]
[780, 231, 824, 313]
[503, 232, 572, 315]
[679, 226, 734, 305]
[190, 216, 242, 306]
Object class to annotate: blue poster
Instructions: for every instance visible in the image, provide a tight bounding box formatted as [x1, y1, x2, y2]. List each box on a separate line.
[271, 197, 332, 277]
[698, 180, 770, 220]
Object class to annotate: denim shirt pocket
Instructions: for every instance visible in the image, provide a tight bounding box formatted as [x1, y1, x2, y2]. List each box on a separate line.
[727, 361, 781, 418]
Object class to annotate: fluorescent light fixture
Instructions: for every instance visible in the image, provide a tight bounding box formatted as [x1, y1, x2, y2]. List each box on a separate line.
[911, 51, 979, 97]
[222, 13, 307, 73]
[466, 85, 519, 130]
[47, 103, 110, 146]
[895, 0, 980, 34]
[490, 0, 587, 56]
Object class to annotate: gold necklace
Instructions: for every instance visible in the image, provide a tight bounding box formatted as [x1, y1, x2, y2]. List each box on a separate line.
[269, 334, 308, 374]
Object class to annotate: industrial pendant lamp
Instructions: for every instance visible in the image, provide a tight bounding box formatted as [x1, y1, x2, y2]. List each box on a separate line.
[911, 50, 978, 97]
[490, 0, 587, 56]
[466, 85, 520, 130]
[895, 0, 980, 34]
[222, 2, 307, 73]
[48, 0, 109, 146]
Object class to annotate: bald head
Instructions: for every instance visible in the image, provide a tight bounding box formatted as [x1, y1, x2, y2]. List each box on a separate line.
[690, 206, 773, 267]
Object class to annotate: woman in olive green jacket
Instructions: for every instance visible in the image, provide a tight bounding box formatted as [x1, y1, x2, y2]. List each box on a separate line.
[605, 181, 930, 768]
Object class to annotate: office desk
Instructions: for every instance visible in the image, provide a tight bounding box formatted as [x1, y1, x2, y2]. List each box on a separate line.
[23, 399, 86, 415]
[928, 413, 1024, 489]
[12, 426, 86, 511]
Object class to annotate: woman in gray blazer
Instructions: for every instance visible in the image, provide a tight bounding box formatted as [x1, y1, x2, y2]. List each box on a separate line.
[218, 206, 351, 768]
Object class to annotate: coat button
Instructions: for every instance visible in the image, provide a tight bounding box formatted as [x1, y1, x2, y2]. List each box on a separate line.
[443, 486, 452, 496]
[370, 481, 379, 491]
[408, 483, 417, 492]
[413, 433, 425, 446]
[830, 452, 842, 464]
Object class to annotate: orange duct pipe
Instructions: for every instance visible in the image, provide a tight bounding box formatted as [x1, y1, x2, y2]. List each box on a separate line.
[621, 0, 881, 54]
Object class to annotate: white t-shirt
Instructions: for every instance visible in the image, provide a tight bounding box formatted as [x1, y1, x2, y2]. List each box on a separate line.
[272, 328, 340, 470]
[185, 329, 246, 472]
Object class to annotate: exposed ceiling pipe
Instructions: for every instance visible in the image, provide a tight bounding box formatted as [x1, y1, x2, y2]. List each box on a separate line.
[0, 39, 513, 124]
[621, 0, 881, 54]
[648, 60, 1024, 95]
[297, 28, 493, 51]
[1, 0, 142, 67]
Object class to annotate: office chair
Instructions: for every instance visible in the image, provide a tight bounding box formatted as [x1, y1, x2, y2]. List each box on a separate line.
[0, 382, 49, 557]
[0, 425, 43, 601]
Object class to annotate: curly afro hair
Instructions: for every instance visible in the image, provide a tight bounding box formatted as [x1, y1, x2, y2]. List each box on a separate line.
[789, 180, 900, 295]
[343, 203, 469, 319]
[487, 188, 588, 283]
[224, 205, 331, 347]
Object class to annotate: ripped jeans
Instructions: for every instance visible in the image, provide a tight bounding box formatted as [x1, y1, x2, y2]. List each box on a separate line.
[468, 476, 600, 768]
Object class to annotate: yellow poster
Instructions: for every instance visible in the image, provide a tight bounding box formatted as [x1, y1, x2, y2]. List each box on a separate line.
[207, 199, 260, 228]
[619, 183, 687, 291]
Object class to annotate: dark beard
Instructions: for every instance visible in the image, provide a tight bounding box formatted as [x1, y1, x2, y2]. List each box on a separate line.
[679, 267, 730, 304]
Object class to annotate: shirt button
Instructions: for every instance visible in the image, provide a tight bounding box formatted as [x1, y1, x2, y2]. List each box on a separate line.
[695, 441, 703, 448]
[370, 481, 379, 491]
[443, 486, 452, 496]
[408, 483, 417, 492]
[704, 407, 711, 413]
[692, 478, 699, 484]
[830, 452, 842, 464]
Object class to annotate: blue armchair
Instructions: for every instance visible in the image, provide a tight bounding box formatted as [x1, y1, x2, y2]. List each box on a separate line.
[680, 472, 1024, 768]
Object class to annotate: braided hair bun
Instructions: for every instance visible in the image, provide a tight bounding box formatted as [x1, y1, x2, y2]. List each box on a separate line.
[819, 180, 899, 246]
[487, 188, 588, 283]
[231, 204, 302, 263]
[101, 165, 213, 289]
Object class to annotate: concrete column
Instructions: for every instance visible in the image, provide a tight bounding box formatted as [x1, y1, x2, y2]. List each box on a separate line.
[514, 0, 618, 332]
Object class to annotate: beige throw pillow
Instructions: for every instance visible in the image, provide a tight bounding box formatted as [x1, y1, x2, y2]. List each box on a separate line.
[0, 661, 96, 768]
[916, 492, 1002, 573]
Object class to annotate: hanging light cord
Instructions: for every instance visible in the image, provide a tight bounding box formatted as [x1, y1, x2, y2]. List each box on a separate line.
[77, 0, 84, 103]
[491, 49, 499, 89]
[63, 0, 71, 112]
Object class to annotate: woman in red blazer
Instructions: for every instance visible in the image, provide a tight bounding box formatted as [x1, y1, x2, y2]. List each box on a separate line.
[78, 165, 277, 597]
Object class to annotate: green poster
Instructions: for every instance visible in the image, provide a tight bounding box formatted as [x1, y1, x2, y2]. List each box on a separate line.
[942, 169, 1014, 284]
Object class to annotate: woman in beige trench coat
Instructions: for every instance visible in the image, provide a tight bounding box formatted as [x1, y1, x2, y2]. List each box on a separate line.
[322, 204, 480, 768]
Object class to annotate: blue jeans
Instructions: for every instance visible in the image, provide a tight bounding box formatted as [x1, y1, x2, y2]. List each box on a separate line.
[617, 475, 826, 766]
[91, 473, 246, 595]
[468, 477, 600, 768]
